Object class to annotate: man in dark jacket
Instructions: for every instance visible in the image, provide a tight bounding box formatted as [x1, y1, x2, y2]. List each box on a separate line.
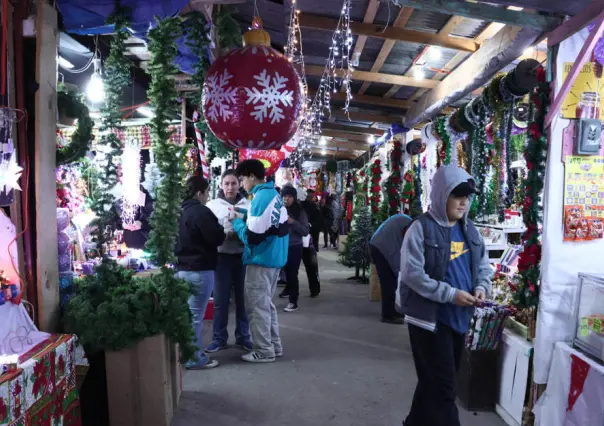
[399, 165, 492, 426]
[299, 188, 321, 297]
[370, 213, 412, 324]
[175, 176, 225, 370]
[305, 189, 323, 251]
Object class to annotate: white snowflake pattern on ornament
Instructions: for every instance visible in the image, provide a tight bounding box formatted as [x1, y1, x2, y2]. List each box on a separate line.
[245, 70, 294, 124]
[204, 69, 238, 122]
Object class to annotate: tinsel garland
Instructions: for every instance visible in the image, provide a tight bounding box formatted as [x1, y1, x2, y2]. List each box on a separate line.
[514, 76, 548, 309]
[414, 155, 423, 214]
[89, 6, 131, 253]
[402, 169, 415, 216]
[145, 16, 187, 266]
[369, 159, 382, 218]
[469, 107, 489, 219]
[436, 117, 452, 165]
[385, 141, 403, 216]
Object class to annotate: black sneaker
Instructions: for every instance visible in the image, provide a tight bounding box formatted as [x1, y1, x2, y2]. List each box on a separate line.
[279, 290, 289, 299]
[381, 316, 404, 325]
[310, 293, 319, 298]
[284, 302, 299, 312]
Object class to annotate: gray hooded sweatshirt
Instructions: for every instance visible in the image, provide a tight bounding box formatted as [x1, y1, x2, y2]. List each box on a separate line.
[398, 165, 492, 331]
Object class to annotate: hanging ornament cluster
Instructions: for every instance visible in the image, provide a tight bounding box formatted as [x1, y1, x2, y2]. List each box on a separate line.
[202, 17, 303, 151]
[120, 139, 142, 226]
[369, 159, 382, 216]
[514, 76, 548, 309]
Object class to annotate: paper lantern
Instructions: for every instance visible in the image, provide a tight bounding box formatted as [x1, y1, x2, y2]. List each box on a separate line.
[202, 17, 303, 151]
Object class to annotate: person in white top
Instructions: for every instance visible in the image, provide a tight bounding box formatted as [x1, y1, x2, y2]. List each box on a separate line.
[205, 170, 253, 353]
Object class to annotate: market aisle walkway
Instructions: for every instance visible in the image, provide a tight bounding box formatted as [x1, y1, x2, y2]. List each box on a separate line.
[173, 247, 506, 426]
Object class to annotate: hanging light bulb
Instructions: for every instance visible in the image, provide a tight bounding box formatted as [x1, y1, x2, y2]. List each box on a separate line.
[87, 58, 105, 103]
[429, 47, 441, 60]
[413, 64, 426, 80]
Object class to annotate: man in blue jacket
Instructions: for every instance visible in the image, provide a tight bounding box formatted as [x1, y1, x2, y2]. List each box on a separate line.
[232, 160, 289, 363]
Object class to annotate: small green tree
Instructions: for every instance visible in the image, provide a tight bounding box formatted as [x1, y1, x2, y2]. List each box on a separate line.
[339, 205, 373, 282]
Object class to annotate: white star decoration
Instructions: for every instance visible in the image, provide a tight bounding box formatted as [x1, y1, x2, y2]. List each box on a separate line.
[0, 154, 23, 192]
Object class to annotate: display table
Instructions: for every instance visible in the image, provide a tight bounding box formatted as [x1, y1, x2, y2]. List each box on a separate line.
[496, 328, 533, 426]
[0, 333, 88, 425]
[533, 342, 604, 426]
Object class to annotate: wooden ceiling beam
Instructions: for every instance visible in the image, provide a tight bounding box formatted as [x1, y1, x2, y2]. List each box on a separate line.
[383, 15, 461, 99]
[321, 130, 373, 142]
[330, 109, 401, 125]
[358, 7, 414, 95]
[350, 0, 380, 63]
[316, 139, 370, 151]
[309, 148, 359, 160]
[305, 64, 438, 89]
[308, 88, 412, 109]
[392, 0, 561, 31]
[321, 122, 384, 136]
[403, 25, 541, 128]
[298, 13, 479, 52]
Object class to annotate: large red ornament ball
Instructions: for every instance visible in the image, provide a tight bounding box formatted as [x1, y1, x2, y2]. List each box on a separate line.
[202, 27, 303, 151]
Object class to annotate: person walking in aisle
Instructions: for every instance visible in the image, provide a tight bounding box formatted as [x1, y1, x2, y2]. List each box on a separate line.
[299, 188, 321, 297]
[175, 176, 226, 370]
[369, 213, 412, 325]
[231, 159, 288, 363]
[278, 185, 309, 311]
[305, 189, 322, 252]
[330, 193, 342, 248]
[398, 165, 492, 426]
[205, 169, 253, 353]
[321, 195, 334, 249]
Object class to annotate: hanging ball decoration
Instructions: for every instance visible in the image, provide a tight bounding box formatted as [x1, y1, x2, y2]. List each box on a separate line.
[421, 122, 440, 144]
[504, 58, 541, 97]
[406, 138, 426, 156]
[202, 17, 303, 151]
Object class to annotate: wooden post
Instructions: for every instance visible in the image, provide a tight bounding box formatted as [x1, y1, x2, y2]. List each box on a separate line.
[6, 3, 26, 291]
[35, 1, 59, 331]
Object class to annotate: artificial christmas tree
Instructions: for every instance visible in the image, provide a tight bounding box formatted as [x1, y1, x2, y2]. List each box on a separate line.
[338, 205, 373, 282]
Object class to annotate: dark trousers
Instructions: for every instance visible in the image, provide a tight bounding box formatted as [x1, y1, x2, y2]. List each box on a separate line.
[311, 230, 320, 252]
[285, 244, 303, 304]
[323, 224, 337, 247]
[370, 245, 398, 318]
[405, 324, 464, 426]
[302, 246, 320, 296]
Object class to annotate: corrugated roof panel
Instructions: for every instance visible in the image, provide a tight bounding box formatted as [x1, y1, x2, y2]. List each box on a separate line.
[405, 9, 451, 33]
[450, 17, 489, 38]
[300, 0, 370, 22]
[373, 2, 404, 26]
[362, 82, 392, 97]
[392, 85, 419, 100]
[384, 41, 423, 68]
[359, 38, 385, 64]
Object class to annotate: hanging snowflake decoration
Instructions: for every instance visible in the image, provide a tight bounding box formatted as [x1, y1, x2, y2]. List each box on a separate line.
[0, 154, 23, 193]
[203, 69, 238, 122]
[246, 70, 294, 124]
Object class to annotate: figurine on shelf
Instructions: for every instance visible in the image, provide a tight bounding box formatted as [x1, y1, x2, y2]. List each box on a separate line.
[110, 185, 154, 250]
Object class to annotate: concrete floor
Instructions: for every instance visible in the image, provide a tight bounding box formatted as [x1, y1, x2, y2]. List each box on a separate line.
[172, 249, 506, 426]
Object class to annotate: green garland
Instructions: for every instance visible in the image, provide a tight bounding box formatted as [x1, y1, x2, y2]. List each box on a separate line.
[56, 90, 94, 166]
[89, 5, 131, 253]
[65, 261, 196, 362]
[146, 16, 186, 266]
[385, 140, 402, 216]
[436, 117, 452, 165]
[184, 8, 242, 162]
[513, 78, 548, 309]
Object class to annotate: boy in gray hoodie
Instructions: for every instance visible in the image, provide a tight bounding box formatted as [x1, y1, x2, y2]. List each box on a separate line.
[398, 165, 492, 426]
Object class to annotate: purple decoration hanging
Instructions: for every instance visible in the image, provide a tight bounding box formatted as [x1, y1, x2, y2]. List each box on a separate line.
[57, 208, 70, 232]
[58, 253, 71, 273]
[58, 232, 71, 256]
[589, 23, 604, 66]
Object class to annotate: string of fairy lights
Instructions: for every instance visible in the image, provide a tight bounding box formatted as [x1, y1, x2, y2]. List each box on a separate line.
[286, 0, 355, 163]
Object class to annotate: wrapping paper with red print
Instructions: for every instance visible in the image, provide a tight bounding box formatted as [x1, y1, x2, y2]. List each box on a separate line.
[0, 334, 85, 425]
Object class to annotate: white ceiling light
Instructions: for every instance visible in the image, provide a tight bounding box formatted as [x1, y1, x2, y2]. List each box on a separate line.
[319, 136, 327, 146]
[321, 149, 327, 155]
[137, 107, 155, 118]
[58, 56, 74, 69]
[428, 47, 441, 60]
[524, 46, 534, 56]
[413, 65, 425, 80]
[367, 135, 374, 144]
[87, 59, 105, 104]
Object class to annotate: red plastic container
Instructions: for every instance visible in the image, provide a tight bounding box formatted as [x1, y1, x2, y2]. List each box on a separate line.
[204, 298, 214, 320]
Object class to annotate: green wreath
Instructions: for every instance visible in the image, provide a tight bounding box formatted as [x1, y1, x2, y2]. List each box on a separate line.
[56, 90, 94, 166]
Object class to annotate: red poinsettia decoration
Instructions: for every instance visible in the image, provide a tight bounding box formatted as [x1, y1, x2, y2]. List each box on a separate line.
[32, 359, 49, 397]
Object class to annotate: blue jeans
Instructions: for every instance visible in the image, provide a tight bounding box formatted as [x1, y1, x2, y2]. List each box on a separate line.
[212, 254, 250, 346]
[177, 270, 214, 366]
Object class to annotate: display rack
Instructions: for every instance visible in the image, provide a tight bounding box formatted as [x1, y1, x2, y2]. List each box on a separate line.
[476, 224, 526, 263]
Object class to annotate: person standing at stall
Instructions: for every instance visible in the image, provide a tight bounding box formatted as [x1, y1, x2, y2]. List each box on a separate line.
[305, 189, 322, 252]
[232, 160, 289, 363]
[370, 213, 412, 324]
[299, 188, 321, 297]
[321, 195, 334, 249]
[205, 170, 253, 353]
[278, 185, 309, 311]
[175, 176, 226, 370]
[398, 165, 492, 426]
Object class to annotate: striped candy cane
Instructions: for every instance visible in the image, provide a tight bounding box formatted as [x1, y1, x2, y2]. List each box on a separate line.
[192, 110, 210, 179]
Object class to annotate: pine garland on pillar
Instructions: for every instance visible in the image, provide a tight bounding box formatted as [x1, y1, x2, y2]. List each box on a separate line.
[513, 71, 548, 309]
[89, 6, 131, 254]
[146, 17, 186, 266]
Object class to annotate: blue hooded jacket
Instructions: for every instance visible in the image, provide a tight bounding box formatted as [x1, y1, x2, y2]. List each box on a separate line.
[233, 181, 289, 268]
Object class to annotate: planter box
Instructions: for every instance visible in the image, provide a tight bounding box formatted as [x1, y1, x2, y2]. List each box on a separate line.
[458, 347, 501, 412]
[105, 334, 181, 426]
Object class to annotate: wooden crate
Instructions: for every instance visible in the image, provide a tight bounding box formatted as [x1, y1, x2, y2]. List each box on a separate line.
[105, 334, 180, 426]
[369, 264, 381, 301]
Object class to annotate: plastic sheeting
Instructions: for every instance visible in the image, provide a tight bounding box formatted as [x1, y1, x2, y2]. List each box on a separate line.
[534, 342, 604, 425]
[533, 27, 604, 384]
[57, 0, 205, 75]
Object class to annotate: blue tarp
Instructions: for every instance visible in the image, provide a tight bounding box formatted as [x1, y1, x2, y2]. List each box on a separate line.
[57, 0, 204, 74]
